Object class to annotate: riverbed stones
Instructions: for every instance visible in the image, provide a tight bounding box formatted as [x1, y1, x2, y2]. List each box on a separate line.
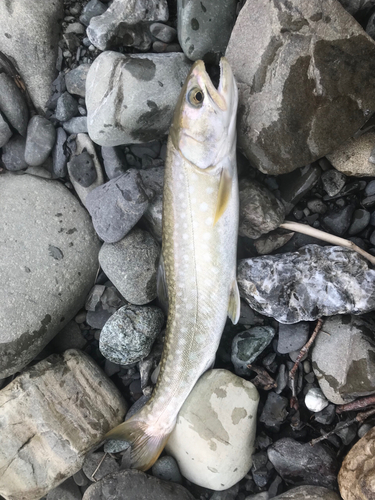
[312, 315, 375, 404]
[0, 0, 64, 112]
[327, 131, 375, 177]
[272, 486, 340, 499]
[238, 245, 375, 324]
[24, 116, 56, 166]
[0, 350, 127, 500]
[0, 173, 101, 378]
[166, 369, 259, 491]
[65, 64, 92, 97]
[0, 73, 29, 136]
[86, 51, 191, 146]
[226, 0, 375, 175]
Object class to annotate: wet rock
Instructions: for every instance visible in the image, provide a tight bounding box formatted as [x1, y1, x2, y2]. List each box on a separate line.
[259, 392, 288, 432]
[52, 127, 68, 177]
[56, 92, 79, 122]
[0, 73, 28, 136]
[100, 303, 164, 364]
[327, 131, 375, 177]
[83, 452, 119, 482]
[86, 51, 191, 146]
[238, 245, 375, 324]
[80, 0, 108, 26]
[0, 111, 12, 148]
[348, 209, 371, 235]
[226, 0, 375, 175]
[166, 369, 259, 491]
[277, 322, 309, 354]
[63, 116, 88, 134]
[152, 456, 183, 484]
[46, 477, 82, 500]
[231, 326, 275, 375]
[102, 146, 127, 179]
[0, 173, 100, 378]
[0, 350, 126, 500]
[65, 64, 92, 97]
[25, 116, 56, 167]
[178, 0, 237, 63]
[278, 164, 321, 214]
[312, 315, 375, 404]
[305, 387, 329, 412]
[99, 228, 160, 304]
[268, 438, 338, 490]
[321, 169, 346, 197]
[2, 135, 28, 171]
[86, 171, 153, 243]
[81, 469, 195, 500]
[272, 486, 340, 499]
[239, 179, 285, 239]
[86, 0, 168, 51]
[339, 425, 375, 499]
[150, 23, 177, 43]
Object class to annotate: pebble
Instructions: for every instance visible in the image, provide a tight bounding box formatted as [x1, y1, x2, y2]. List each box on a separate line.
[80, 0, 108, 26]
[2, 135, 28, 171]
[314, 404, 336, 425]
[52, 127, 68, 177]
[86, 308, 112, 329]
[24, 115, 56, 166]
[259, 392, 288, 432]
[65, 22, 86, 35]
[327, 131, 375, 177]
[103, 439, 130, 454]
[82, 452, 119, 482]
[0, 73, 29, 136]
[65, 64, 91, 97]
[271, 486, 341, 499]
[46, 477, 82, 500]
[166, 369, 259, 491]
[101, 146, 127, 179]
[152, 456, 183, 484]
[307, 198, 327, 215]
[278, 164, 321, 214]
[73, 470, 89, 488]
[63, 116, 88, 134]
[277, 323, 309, 354]
[0, 111, 12, 148]
[56, 91, 79, 122]
[138, 166, 165, 195]
[69, 151, 97, 187]
[322, 204, 355, 236]
[348, 208, 371, 235]
[0, 350, 126, 500]
[99, 304, 164, 365]
[231, 326, 275, 375]
[305, 387, 329, 412]
[86, 171, 153, 243]
[150, 23, 177, 43]
[365, 179, 375, 197]
[321, 169, 346, 197]
[357, 423, 373, 439]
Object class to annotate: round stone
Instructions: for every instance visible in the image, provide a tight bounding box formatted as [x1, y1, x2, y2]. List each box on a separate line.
[305, 387, 329, 412]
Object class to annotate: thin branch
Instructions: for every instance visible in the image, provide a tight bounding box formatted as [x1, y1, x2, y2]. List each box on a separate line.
[336, 394, 375, 414]
[91, 452, 107, 482]
[247, 365, 277, 390]
[279, 221, 375, 266]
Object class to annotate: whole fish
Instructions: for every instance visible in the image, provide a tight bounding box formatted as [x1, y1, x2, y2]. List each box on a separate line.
[106, 57, 240, 470]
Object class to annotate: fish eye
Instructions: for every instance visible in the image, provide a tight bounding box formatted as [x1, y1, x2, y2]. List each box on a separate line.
[188, 87, 204, 107]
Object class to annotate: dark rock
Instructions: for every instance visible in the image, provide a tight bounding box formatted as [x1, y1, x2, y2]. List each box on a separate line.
[80, 0, 108, 26]
[102, 146, 127, 179]
[259, 392, 288, 432]
[365, 179, 375, 196]
[24, 116, 56, 167]
[65, 64, 92, 97]
[314, 404, 336, 425]
[47, 321, 87, 353]
[86, 307, 112, 329]
[321, 169, 346, 197]
[363, 195, 375, 209]
[56, 92, 79, 122]
[138, 167, 164, 195]
[143, 194, 163, 242]
[52, 127, 68, 177]
[83, 452, 120, 482]
[307, 198, 327, 215]
[278, 164, 321, 214]
[0, 73, 28, 136]
[254, 231, 295, 255]
[46, 477, 82, 500]
[238, 244, 375, 323]
[2, 135, 28, 171]
[348, 208, 371, 235]
[335, 422, 357, 445]
[277, 323, 309, 354]
[231, 326, 275, 375]
[0, 111, 12, 148]
[104, 439, 130, 454]
[152, 456, 183, 483]
[69, 151, 97, 187]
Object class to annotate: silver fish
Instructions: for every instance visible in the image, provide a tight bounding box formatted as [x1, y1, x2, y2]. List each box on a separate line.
[106, 57, 240, 470]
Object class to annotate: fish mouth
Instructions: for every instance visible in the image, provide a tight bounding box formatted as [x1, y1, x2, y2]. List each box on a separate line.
[192, 58, 233, 111]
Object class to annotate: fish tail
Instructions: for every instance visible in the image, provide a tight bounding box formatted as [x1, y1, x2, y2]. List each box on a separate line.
[105, 415, 171, 471]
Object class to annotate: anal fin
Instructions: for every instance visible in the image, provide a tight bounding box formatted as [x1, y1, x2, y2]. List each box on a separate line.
[228, 279, 240, 325]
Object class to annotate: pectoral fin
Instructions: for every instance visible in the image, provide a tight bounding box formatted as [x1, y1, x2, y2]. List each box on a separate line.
[214, 167, 232, 225]
[157, 253, 169, 314]
[228, 279, 240, 325]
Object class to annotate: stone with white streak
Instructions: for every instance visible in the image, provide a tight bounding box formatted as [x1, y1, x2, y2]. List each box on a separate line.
[166, 369, 259, 491]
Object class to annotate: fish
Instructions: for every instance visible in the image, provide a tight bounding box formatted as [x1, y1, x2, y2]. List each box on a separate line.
[105, 57, 240, 471]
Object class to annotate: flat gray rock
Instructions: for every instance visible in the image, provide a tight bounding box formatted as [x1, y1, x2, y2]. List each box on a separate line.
[86, 51, 191, 146]
[0, 173, 101, 378]
[0, 350, 127, 500]
[226, 0, 375, 174]
[238, 244, 375, 324]
[0, 0, 64, 112]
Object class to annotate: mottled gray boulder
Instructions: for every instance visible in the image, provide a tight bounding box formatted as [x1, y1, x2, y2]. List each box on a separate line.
[65, 64, 91, 97]
[25, 116, 56, 166]
[0, 350, 126, 500]
[99, 228, 160, 304]
[86, 51, 191, 146]
[273, 486, 339, 499]
[2, 135, 28, 171]
[226, 0, 375, 175]
[0, 111, 12, 148]
[0, 174, 101, 378]
[231, 326, 275, 375]
[312, 315, 375, 404]
[239, 179, 285, 239]
[0, 73, 28, 136]
[177, 0, 237, 63]
[87, 0, 168, 51]
[238, 245, 375, 324]
[100, 304, 164, 364]
[0, 0, 64, 112]
[82, 470, 194, 500]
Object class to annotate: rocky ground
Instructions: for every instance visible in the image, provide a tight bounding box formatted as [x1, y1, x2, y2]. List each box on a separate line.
[1, 0, 375, 499]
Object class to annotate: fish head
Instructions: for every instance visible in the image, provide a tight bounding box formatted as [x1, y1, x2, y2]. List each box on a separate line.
[170, 57, 238, 169]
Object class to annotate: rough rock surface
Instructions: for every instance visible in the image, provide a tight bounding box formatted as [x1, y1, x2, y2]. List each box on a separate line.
[312, 315, 375, 404]
[327, 131, 375, 177]
[238, 245, 375, 324]
[338, 425, 375, 499]
[0, 0, 64, 112]
[226, 0, 375, 174]
[86, 51, 191, 146]
[166, 369, 259, 491]
[0, 350, 127, 500]
[273, 486, 340, 499]
[82, 469, 194, 500]
[0, 173, 101, 378]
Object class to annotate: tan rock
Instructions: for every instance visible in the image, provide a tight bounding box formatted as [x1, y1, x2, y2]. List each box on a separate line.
[0, 349, 127, 500]
[338, 425, 375, 499]
[327, 131, 375, 176]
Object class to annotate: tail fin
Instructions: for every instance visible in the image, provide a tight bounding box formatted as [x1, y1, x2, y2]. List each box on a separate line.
[105, 416, 171, 471]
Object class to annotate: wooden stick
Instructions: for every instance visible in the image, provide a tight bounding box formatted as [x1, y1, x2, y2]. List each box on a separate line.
[336, 394, 375, 414]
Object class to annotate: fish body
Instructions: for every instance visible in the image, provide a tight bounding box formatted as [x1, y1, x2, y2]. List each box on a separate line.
[106, 58, 240, 470]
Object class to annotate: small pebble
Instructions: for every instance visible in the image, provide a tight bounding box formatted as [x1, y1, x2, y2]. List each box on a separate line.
[24, 116, 56, 167]
[150, 23, 177, 43]
[314, 403, 336, 425]
[2, 135, 28, 171]
[152, 456, 183, 483]
[56, 91, 79, 122]
[104, 439, 130, 454]
[62, 116, 88, 134]
[321, 169, 346, 197]
[305, 387, 329, 412]
[68, 150, 97, 187]
[348, 208, 371, 235]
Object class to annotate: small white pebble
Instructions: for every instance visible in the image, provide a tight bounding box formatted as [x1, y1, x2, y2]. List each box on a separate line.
[305, 387, 329, 412]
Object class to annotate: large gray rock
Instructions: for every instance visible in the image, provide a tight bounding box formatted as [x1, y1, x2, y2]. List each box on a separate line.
[238, 245, 375, 324]
[87, 0, 168, 51]
[0, 0, 64, 112]
[0, 173, 101, 378]
[0, 350, 127, 500]
[312, 315, 375, 404]
[272, 486, 340, 500]
[86, 51, 191, 146]
[226, 0, 375, 175]
[0, 73, 28, 136]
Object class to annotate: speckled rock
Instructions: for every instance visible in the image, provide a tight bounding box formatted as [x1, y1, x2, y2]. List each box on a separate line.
[338, 425, 375, 499]
[166, 369, 259, 491]
[177, 0, 237, 63]
[238, 245, 375, 324]
[272, 486, 340, 500]
[312, 315, 375, 404]
[99, 304, 164, 364]
[0, 0, 64, 112]
[326, 131, 375, 177]
[87, 0, 168, 51]
[226, 0, 375, 175]
[86, 51, 191, 146]
[0, 173, 101, 378]
[99, 228, 160, 304]
[0, 350, 127, 500]
[152, 456, 183, 484]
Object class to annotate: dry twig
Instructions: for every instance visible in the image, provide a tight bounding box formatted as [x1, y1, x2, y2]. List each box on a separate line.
[247, 365, 277, 391]
[336, 394, 375, 414]
[91, 452, 107, 482]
